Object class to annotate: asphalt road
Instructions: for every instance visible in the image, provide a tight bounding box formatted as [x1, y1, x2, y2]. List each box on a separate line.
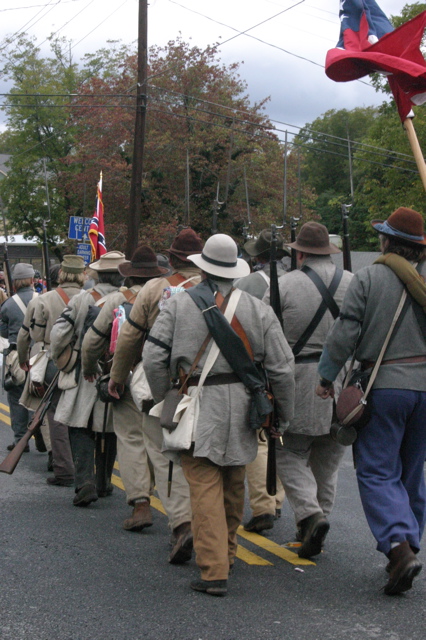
[1, 400, 425, 640]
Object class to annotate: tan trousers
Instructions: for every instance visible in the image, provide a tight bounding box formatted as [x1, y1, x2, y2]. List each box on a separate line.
[112, 388, 153, 505]
[181, 450, 245, 581]
[141, 412, 192, 531]
[275, 432, 345, 525]
[113, 388, 192, 530]
[245, 431, 285, 516]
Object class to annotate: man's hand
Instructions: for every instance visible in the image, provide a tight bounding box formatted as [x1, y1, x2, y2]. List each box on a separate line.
[315, 383, 335, 399]
[20, 361, 29, 372]
[84, 373, 98, 383]
[108, 377, 124, 400]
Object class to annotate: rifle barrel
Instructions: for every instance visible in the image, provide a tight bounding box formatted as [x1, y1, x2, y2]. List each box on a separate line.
[0, 372, 59, 474]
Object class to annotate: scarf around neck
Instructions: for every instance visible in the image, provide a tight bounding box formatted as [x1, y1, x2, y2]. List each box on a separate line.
[374, 253, 426, 313]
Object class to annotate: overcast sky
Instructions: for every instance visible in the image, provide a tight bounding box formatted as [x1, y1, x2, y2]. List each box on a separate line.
[0, 0, 408, 135]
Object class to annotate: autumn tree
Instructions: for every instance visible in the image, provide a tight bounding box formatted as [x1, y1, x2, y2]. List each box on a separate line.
[63, 38, 316, 249]
[1, 36, 316, 251]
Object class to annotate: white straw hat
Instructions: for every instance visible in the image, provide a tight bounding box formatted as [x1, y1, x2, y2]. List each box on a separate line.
[89, 250, 126, 272]
[188, 234, 250, 279]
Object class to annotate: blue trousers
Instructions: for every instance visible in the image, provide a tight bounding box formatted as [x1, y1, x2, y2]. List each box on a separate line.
[353, 389, 426, 556]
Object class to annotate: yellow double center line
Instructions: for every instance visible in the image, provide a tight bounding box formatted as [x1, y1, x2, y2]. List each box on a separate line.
[111, 461, 315, 568]
[0, 402, 11, 425]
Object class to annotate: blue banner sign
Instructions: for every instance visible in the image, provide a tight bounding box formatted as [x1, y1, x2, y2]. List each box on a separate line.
[68, 216, 91, 240]
[77, 243, 92, 265]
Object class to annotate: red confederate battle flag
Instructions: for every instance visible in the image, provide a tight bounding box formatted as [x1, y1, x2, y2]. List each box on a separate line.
[326, 0, 426, 121]
[89, 173, 107, 262]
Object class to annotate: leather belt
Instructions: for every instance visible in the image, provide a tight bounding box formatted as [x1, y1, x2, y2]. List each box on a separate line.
[361, 355, 426, 370]
[187, 373, 241, 387]
[141, 399, 154, 413]
[294, 354, 321, 364]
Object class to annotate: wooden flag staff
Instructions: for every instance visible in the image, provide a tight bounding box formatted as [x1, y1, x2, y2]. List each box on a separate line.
[403, 117, 426, 192]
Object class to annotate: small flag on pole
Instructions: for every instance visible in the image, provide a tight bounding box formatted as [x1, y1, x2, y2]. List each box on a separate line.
[89, 172, 107, 262]
[326, 1, 426, 122]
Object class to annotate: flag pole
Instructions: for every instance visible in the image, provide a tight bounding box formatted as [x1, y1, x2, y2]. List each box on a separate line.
[403, 118, 426, 192]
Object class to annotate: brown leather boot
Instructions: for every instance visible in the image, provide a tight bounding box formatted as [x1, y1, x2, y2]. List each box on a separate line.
[123, 501, 153, 532]
[384, 541, 422, 595]
[169, 521, 193, 564]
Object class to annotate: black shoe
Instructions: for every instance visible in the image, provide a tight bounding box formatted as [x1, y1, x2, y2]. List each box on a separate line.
[298, 513, 329, 559]
[244, 513, 275, 533]
[47, 451, 53, 472]
[190, 579, 227, 597]
[384, 541, 423, 595]
[73, 483, 98, 507]
[8, 443, 30, 452]
[33, 430, 47, 453]
[97, 483, 114, 498]
[47, 477, 74, 487]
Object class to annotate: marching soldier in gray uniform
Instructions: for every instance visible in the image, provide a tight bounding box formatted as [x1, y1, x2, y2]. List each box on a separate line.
[236, 229, 288, 533]
[0, 263, 37, 451]
[81, 245, 168, 532]
[50, 251, 126, 506]
[143, 233, 295, 597]
[264, 222, 352, 558]
[17, 255, 86, 486]
[108, 229, 202, 564]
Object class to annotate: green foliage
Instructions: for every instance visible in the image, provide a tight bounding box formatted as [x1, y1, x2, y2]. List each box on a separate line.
[0, 35, 315, 251]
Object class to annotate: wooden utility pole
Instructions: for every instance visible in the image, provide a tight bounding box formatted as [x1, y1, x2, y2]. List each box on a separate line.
[126, 0, 148, 258]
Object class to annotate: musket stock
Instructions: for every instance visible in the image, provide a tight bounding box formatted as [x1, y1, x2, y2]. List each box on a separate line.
[0, 372, 59, 475]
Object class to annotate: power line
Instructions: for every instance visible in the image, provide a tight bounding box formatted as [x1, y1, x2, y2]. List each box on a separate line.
[0, 0, 80, 12]
[0, 0, 62, 54]
[166, 0, 373, 87]
[36, 0, 97, 48]
[70, 0, 131, 50]
[148, 106, 418, 174]
[148, 84, 416, 163]
[1, 84, 416, 165]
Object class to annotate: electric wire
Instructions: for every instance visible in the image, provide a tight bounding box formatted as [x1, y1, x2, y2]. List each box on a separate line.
[1, 85, 417, 166]
[166, 0, 373, 89]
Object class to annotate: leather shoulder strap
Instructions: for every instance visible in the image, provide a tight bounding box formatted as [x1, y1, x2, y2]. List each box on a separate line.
[56, 287, 70, 306]
[90, 289, 102, 303]
[167, 274, 185, 287]
[292, 266, 343, 357]
[123, 289, 137, 304]
[216, 292, 254, 360]
[167, 273, 196, 289]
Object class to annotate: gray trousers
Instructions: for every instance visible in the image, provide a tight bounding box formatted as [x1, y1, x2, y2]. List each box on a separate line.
[8, 383, 30, 443]
[69, 426, 95, 489]
[69, 425, 116, 492]
[275, 432, 345, 525]
[47, 387, 74, 482]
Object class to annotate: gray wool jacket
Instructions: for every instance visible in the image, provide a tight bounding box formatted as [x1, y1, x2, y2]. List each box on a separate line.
[263, 255, 353, 435]
[50, 283, 118, 430]
[143, 278, 295, 467]
[0, 287, 37, 343]
[319, 260, 426, 391]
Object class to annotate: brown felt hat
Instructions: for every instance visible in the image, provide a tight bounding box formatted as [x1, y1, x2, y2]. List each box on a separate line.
[288, 221, 341, 255]
[244, 229, 290, 257]
[61, 255, 85, 274]
[118, 245, 169, 278]
[167, 228, 203, 263]
[371, 207, 426, 245]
